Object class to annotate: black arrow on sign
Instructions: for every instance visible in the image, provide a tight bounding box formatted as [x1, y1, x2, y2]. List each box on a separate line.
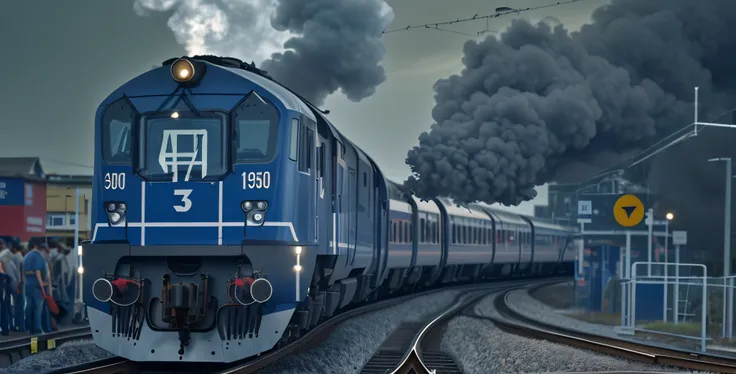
[622, 206, 637, 219]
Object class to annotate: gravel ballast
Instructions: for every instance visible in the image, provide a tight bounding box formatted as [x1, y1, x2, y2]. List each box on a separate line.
[3, 339, 113, 373]
[3, 289, 461, 374]
[257, 289, 460, 374]
[440, 314, 667, 373]
[477, 287, 621, 338]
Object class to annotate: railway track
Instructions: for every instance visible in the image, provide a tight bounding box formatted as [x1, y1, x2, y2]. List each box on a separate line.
[53, 278, 562, 374]
[0, 325, 91, 368]
[359, 283, 520, 374]
[483, 284, 736, 374]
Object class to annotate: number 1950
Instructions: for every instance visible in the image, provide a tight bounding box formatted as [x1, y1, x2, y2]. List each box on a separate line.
[242, 171, 270, 190]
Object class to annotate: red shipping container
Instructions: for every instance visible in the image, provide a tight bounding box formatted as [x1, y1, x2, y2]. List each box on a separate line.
[0, 178, 46, 242]
[23, 182, 47, 240]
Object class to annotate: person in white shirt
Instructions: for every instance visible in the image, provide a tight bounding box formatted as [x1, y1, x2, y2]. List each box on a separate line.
[7, 241, 24, 332]
[0, 239, 17, 336]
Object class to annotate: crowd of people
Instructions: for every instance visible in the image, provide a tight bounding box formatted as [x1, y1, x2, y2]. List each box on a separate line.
[0, 236, 81, 337]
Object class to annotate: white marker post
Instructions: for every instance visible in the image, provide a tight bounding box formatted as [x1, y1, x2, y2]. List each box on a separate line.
[646, 208, 654, 276]
[672, 231, 687, 325]
[577, 200, 592, 277]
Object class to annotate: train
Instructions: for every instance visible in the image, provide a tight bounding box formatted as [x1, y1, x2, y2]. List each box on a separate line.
[82, 55, 577, 363]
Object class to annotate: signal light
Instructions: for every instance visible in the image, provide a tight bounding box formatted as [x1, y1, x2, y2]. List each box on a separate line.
[241, 200, 269, 226]
[105, 202, 127, 226]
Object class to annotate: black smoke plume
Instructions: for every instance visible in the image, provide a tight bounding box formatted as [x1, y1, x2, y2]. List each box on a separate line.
[261, 0, 392, 105]
[405, 0, 736, 263]
[405, 0, 736, 205]
[134, 0, 393, 106]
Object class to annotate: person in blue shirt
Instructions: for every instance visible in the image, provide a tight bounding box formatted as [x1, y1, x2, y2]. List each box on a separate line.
[24, 240, 49, 335]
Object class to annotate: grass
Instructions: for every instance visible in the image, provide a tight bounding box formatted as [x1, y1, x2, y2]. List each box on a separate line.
[641, 321, 703, 336]
[531, 282, 575, 309]
[566, 311, 623, 326]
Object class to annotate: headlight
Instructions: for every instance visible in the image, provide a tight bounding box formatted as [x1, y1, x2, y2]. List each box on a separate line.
[168, 57, 206, 86]
[171, 58, 195, 82]
[105, 201, 127, 226]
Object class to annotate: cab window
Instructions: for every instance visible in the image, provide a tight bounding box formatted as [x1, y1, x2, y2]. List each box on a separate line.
[102, 98, 135, 164]
[233, 92, 279, 163]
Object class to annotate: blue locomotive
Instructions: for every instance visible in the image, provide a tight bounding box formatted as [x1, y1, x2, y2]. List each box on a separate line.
[82, 55, 576, 363]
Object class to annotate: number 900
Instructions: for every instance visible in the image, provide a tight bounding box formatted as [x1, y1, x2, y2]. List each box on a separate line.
[104, 173, 126, 190]
[242, 171, 270, 190]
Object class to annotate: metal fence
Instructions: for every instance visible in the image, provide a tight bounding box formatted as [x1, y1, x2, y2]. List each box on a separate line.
[572, 261, 736, 353]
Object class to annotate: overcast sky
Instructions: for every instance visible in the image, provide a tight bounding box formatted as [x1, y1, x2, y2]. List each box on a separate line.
[0, 0, 609, 215]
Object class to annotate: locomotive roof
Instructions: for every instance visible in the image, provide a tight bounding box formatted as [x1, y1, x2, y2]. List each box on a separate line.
[163, 56, 316, 122]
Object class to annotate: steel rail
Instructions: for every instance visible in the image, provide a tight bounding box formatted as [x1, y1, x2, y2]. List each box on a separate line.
[483, 286, 736, 374]
[0, 325, 91, 367]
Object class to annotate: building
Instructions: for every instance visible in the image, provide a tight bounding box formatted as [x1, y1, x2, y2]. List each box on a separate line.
[0, 157, 93, 243]
[0, 158, 48, 241]
[46, 174, 92, 241]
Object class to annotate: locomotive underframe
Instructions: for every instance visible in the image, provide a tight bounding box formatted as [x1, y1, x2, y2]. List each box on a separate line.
[83, 242, 318, 362]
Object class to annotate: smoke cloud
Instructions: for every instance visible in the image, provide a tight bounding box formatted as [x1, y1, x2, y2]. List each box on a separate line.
[404, 0, 736, 207]
[134, 0, 393, 105]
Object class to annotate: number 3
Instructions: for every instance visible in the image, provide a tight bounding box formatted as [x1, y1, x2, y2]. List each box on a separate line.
[174, 189, 193, 212]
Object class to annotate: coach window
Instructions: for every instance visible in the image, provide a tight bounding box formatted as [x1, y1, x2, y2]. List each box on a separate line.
[392, 221, 397, 243]
[420, 218, 426, 243]
[102, 98, 135, 165]
[397, 222, 402, 243]
[233, 92, 279, 163]
[429, 221, 434, 244]
[289, 119, 298, 161]
[297, 120, 315, 174]
[403, 222, 408, 243]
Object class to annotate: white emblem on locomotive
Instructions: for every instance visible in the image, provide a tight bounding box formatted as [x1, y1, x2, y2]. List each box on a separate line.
[158, 129, 208, 182]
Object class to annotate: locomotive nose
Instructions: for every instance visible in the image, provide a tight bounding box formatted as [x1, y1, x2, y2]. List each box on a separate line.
[251, 278, 272, 303]
[92, 278, 114, 302]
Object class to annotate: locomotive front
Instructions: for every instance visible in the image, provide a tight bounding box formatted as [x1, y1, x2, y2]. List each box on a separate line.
[83, 57, 319, 362]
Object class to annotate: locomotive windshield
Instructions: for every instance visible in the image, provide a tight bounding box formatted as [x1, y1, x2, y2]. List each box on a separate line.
[232, 92, 279, 163]
[137, 112, 228, 182]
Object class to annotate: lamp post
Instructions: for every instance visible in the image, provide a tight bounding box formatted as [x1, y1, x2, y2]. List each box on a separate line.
[664, 212, 674, 322]
[709, 157, 732, 338]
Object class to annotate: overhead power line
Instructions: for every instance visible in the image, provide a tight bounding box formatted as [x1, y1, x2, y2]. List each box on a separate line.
[381, 0, 590, 36]
[587, 103, 736, 185]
